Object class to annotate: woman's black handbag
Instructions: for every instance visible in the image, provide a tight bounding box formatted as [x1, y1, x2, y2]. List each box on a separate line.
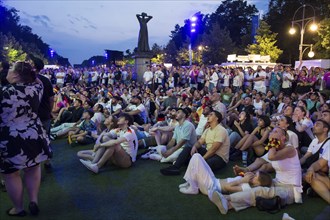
[256, 196, 282, 214]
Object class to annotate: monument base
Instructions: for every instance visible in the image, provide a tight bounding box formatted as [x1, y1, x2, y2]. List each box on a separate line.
[134, 52, 153, 83]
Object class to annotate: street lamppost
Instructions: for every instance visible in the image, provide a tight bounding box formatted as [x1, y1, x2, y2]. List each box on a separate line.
[289, 4, 318, 68]
[189, 15, 197, 66]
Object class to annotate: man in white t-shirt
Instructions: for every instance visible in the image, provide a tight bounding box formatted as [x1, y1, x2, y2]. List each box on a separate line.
[56, 70, 66, 87]
[121, 67, 128, 83]
[195, 105, 212, 137]
[282, 67, 294, 95]
[125, 96, 147, 125]
[300, 119, 330, 168]
[79, 113, 138, 174]
[304, 120, 330, 203]
[91, 70, 99, 86]
[209, 67, 219, 91]
[154, 65, 164, 90]
[143, 65, 153, 89]
[105, 96, 122, 117]
[253, 66, 266, 94]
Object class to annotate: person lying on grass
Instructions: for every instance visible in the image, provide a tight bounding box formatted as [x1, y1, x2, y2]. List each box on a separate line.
[209, 127, 302, 215]
[179, 153, 272, 195]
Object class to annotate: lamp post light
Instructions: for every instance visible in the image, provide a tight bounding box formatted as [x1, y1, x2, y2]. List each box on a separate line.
[289, 4, 317, 68]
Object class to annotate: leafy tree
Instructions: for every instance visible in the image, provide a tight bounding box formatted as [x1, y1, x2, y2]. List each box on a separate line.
[313, 11, 330, 59]
[151, 54, 165, 64]
[0, 32, 26, 62]
[176, 47, 190, 66]
[164, 40, 178, 64]
[150, 43, 164, 57]
[210, 0, 258, 45]
[246, 21, 283, 62]
[265, 0, 329, 64]
[202, 24, 236, 64]
[0, 1, 69, 64]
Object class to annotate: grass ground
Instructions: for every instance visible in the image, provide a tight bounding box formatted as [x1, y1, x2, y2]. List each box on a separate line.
[0, 139, 328, 220]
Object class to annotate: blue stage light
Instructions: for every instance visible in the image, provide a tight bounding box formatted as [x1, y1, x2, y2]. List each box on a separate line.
[50, 49, 54, 58]
[190, 16, 197, 22]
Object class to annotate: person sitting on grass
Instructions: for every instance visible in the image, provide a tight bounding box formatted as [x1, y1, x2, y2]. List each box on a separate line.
[146, 108, 196, 163]
[304, 144, 330, 204]
[233, 116, 299, 175]
[77, 115, 118, 161]
[160, 110, 228, 176]
[50, 100, 93, 139]
[139, 107, 179, 161]
[148, 107, 179, 146]
[300, 119, 330, 170]
[209, 127, 302, 215]
[68, 110, 97, 146]
[179, 153, 272, 195]
[230, 115, 271, 161]
[52, 98, 84, 127]
[79, 113, 138, 174]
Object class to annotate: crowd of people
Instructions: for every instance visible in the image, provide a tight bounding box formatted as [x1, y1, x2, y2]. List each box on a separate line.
[0, 59, 329, 217]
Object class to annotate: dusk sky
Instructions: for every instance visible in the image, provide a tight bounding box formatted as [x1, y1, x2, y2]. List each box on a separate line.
[4, 0, 269, 65]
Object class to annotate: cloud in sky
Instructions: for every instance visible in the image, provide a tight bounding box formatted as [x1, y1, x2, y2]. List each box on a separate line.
[4, 0, 268, 64]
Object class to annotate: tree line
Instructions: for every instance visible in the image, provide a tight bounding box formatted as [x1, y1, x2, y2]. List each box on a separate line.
[0, 0, 70, 66]
[145, 0, 330, 66]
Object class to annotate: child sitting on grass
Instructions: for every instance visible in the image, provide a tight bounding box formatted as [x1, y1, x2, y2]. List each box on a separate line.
[68, 110, 96, 146]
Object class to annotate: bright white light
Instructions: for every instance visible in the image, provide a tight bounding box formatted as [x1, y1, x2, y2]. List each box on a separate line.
[191, 29, 196, 33]
[198, 46, 203, 51]
[191, 23, 196, 27]
[289, 28, 296, 35]
[190, 16, 197, 22]
[310, 23, 318, 31]
[308, 51, 315, 58]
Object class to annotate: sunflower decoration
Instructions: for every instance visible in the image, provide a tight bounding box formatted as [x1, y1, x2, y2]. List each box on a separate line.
[265, 138, 281, 151]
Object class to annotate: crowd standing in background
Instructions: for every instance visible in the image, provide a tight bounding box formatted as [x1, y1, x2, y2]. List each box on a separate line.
[0, 59, 329, 216]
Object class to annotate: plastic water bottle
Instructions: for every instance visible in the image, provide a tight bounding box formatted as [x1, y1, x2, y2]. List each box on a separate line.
[242, 151, 248, 167]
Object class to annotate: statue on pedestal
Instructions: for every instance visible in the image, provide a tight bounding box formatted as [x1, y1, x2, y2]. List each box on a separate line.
[136, 12, 153, 52]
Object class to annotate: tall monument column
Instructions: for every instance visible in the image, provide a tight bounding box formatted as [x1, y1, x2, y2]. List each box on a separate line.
[134, 12, 153, 82]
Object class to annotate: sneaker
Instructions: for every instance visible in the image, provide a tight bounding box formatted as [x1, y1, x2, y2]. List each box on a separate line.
[160, 165, 180, 176]
[148, 146, 158, 150]
[178, 182, 190, 189]
[210, 190, 228, 214]
[179, 185, 199, 195]
[141, 151, 152, 159]
[208, 177, 221, 199]
[149, 153, 162, 161]
[80, 159, 99, 174]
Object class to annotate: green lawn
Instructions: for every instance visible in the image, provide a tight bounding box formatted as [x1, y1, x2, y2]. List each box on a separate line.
[0, 139, 328, 220]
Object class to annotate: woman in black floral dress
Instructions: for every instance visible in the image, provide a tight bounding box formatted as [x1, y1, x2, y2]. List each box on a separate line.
[0, 61, 51, 216]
